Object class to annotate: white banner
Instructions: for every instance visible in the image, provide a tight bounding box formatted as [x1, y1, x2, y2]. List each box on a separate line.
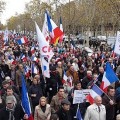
[73, 89, 91, 104]
[114, 31, 120, 55]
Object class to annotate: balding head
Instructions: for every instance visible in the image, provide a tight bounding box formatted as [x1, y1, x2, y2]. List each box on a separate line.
[94, 96, 102, 106]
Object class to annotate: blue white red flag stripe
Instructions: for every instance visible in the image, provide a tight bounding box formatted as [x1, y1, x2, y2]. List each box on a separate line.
[62, 71, 68, 84]
[21, 75, 34, 120]
[86, 84, 104, 104]
[100, 62, 118, 92]
[17, 36, 28, 45]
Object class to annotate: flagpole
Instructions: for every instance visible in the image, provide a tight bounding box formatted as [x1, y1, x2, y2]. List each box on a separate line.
[88, 74, 112, 101]
[95, 84, 112, 101]
[40, 56, 46, 84]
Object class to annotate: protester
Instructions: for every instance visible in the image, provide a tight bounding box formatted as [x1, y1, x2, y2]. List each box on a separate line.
[0, 96, 28, 120]
[82, 70, 92, 89]
[68, 81, 86, 119]
[102, 86, 116, 120]
[66, 65, 79, 84]
[50, 86, 67, 120]
[2, 85, 20, 105]
[46, 66, 62, 103]
[16, 64, 24, 92]
[84, 96, 106, 120]
[34, 96, 51, 120]
[0, 28, 120, 120]
[56, 99, 73, 120]
[29, 77, 43, 111]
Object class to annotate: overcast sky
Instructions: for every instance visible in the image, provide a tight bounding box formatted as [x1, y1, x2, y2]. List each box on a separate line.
[0, 0, 67, 25]
[1, 0, 31, 24]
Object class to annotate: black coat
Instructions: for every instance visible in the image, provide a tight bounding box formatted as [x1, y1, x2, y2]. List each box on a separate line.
[0, 104, 25, 120]
[29, 84, 43, 105]
[102, 95, 115, 120]
[68, 88, 87, 118]
[81, 76, 92, 89]
[56, 107, 73, 120]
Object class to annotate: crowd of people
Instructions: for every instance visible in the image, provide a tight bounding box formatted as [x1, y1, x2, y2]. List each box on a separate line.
[0, 32, 120, 120]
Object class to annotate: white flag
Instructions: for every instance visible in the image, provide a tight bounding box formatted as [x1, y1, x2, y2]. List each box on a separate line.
[35, 22, 54, 78]
[114, 31, 120, 55]
[42, 13, 51, 43]
[41, 56, 50, 78]
[3, 28, 9, 44]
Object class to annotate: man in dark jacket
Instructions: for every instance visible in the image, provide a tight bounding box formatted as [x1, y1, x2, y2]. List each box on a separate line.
[68, 81, 86, 119]
[97, 66, 104, 87]
[2, 85, 20, 105]
[102, 86, 116, 120]
[82, 70, 92, 89]
[0, 96, 28, 120]
[29, 77, 43, 110]
[56, 99, 73, 120]
[46, 66, 62, 103]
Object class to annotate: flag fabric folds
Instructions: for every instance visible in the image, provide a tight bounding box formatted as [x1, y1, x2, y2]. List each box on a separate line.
[46, 11, 63, 45]
[41, 56, 50, 78]
[17, 36, 28, 45]
[76, 107, 83, 120]
[100, 62, 118, 92]
[31, 47, 35, 55]
[24, 66, 30, 77]
[42, 13, 51, 42]
[31, 64, 38, 75]
[35, 22, 50, 55]
[21, 75, 33, 120]
[62, 71, 68, 84]
[86, 84, 104, 104]
[114, 31, 120, 55]
[31, 56, 39, 63]
[20, 54, 27, 62]
[59, 17, 64, 43]
[3, 28, 9, 45]
[35, 22, 54, 78]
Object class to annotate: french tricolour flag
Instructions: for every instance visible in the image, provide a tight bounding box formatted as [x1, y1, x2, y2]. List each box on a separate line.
[31, 56, 39, 63]
[59, 17, 64, 43]
[10, 59, 16, 65]
[20, 54, 27, 62]
[17, 36, 28, 45]
[100, 62, 118, 92]
[8, 56, 16, 65]
[31, 47, 35, 55]
[86, 84, 104, 104]
[21, 75, 34, 120]
[62, 71, 68, 84]
[31, 64, 38, 75]
[24, 66, 30, 77]
[46, 11, 63, 45]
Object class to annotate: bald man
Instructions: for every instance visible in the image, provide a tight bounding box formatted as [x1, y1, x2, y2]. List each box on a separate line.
[84, 96, 106, 120]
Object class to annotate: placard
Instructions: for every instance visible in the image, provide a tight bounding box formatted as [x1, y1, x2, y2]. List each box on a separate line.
[73, 89, 91, 104]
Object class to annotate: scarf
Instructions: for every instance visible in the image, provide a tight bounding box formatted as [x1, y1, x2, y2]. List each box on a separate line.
[6, 104, 15, 120]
